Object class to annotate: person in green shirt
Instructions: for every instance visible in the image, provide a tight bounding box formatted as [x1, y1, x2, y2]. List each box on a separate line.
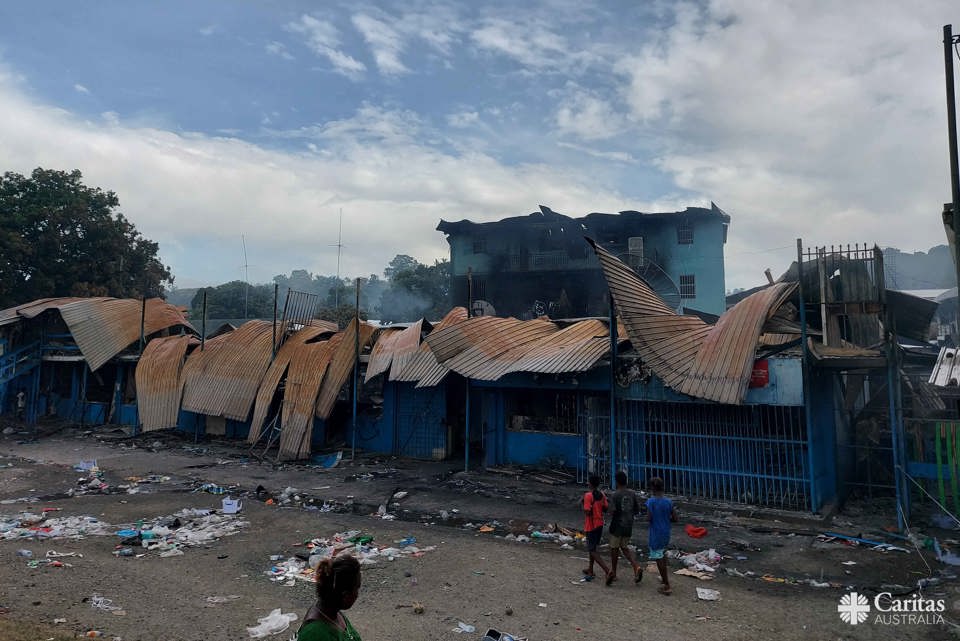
[297, 555, 362, 641]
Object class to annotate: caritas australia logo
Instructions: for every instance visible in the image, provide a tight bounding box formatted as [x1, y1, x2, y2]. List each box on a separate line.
[838, 591, 945, 626]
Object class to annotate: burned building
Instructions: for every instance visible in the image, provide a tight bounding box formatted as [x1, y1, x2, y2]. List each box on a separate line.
[437, 203, 730, 319]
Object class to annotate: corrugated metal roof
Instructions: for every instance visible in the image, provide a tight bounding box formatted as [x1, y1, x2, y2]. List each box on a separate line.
[364, 328, 403, 382]
[279, 338, 338, 460]
[930, 347, 960, 387]
[589, 239, 796, 404]
[388, 319, 429, 381]
[315, 319, 376, 420]
[682, 282, 796, 404]
[58, 298, 195, 371]
[0, 297, 90, 325]
[135, 335, 191, 432]
[505, 319, 615, 375]
[392, 307, 469, 384]
[424, 317, 556, 382]
[180, 320, 275, 420]
[0, 297, 193, 370]
[247, 324, 333, 443]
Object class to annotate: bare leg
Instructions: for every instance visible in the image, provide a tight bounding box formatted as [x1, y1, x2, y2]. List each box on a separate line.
[609, 547, 620, 579]
[591, 550, 611, 579]
[656, 558, 671, 594]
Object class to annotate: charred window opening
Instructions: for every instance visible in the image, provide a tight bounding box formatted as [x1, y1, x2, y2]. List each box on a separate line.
[677, 221, 694, 244]
[472, 236, 487, 254]
[471, 278, 487, 299]
[506, 389, 580, 434]
[680, 274, 696, 299]
[85, 364, 117, 403]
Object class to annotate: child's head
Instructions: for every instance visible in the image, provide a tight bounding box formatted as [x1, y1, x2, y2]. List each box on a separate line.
[315, 555, 361, 611]
[649, 476, 664, 494]
[615, 470, 627, 488]
[588, 474, 602, 500]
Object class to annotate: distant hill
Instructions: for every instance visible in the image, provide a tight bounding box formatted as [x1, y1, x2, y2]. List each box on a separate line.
[165, 287, 198, 308]
[882, 245, 955, 290]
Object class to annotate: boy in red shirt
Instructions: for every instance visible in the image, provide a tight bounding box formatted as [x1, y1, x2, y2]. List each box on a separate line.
[582, 475, 612, 581]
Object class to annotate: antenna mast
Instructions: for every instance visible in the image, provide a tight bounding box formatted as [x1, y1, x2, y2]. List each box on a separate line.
[335, 209, 343, 309]
[242, 234, 250, 319]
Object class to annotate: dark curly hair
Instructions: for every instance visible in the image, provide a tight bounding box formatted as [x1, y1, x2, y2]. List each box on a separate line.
[315, 554, 361, 604]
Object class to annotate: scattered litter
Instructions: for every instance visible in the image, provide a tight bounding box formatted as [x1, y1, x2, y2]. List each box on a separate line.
[311, 451, 342, 469]
[454, 622, 476, 633]
[246, 608, 298, 638]
[482, 629, 525, 641]
[841, 561, 857, 566]
[221, 498, 242, 514]
[537, 602, 547, 608]
[16, 549, 33, 558]
[91, 594, 124, 615]
[53, 618, 66, 624]
[266, 530, 436, 585]
[934, 539, 960, 566]
[676, 549, 721, 573]
[675, 568, 714, 581]
[0, 514, 112, 541]
[206, 595, 242, 605]
[819, 532, 909, 553]
[696, 587, 721, 601]
[74, 460, 98, 472]
[685, 524, 708, 539]
[194, 483, 229, 495]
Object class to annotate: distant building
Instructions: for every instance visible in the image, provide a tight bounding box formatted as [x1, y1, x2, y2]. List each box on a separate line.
[437, 204, 730, 318]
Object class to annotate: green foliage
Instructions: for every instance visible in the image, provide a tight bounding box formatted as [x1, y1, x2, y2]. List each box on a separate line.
[190, 281, 275, 319]
[377, 257, 450, 322]
[0, 168, 172, 307]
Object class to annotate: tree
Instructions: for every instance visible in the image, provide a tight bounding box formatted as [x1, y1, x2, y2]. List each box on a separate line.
[0, 168, 172, 307]
[190, 281, 274, 319]
[384, 254, 419, 280]
[377, 258, 450, 322]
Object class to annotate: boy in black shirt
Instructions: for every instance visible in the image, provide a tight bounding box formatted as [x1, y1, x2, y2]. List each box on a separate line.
[607, 470, 642, 585]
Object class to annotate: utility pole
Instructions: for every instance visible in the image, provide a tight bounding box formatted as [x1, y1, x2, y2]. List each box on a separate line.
[944, 24, 960, 341]
[242, 235, 250, 319]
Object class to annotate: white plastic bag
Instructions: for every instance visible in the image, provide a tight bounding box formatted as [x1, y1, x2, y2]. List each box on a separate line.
[246, 608, 298, 638]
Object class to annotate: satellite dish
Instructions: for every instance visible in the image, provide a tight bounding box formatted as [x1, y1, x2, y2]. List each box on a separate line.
[618, 253, 682, 311]
[471, 299, 496, 317]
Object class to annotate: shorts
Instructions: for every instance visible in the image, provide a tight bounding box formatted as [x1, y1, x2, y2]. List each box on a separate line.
[586, 527, 604, 552]
[648, 548, 665, 560]
[609, 531, 632, 549]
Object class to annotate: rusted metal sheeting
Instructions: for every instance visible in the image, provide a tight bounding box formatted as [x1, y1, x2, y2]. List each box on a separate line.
[388, 319, 429, 381]
[364, 328, 403, 382]
[589, 239, 795, 404]
[0, 297, 91, 326]
[135, 335, 191, 432]
[180, 320, 274, 420]
[315, 319, 376, 420]
[278, 338, 337, 461]
[57, 298, 194, 371]
[682, 282, 796, 404]
[506, 319, 618, 375]
[247, 324, 331, 443]
[424, 317, 557, 382]
[392, 307, 468, 384]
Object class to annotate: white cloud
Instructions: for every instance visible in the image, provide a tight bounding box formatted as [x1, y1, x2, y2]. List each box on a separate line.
[265, 41, 294, 61]
[446, 110, 479, 128]
[198, 24, 217, 37]
[556, 141, 635, 164]
[554, 84, 627, 141]
[73, 83, 90, 95]
[0, 63, 635, 287]
[614, 0, 957, 287]
[351, 13, 409, 75]
[286, 15, 366, 78]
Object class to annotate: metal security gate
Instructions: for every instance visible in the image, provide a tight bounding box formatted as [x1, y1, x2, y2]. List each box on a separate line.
[581, 399, 810, 510]
[395, 385, 447, 460]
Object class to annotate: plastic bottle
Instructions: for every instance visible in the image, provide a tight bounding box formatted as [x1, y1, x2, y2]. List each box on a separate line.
[113, 547, 134, 557]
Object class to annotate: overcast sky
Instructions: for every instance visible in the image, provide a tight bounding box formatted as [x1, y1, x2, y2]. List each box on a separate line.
[0, 1, 957, 291]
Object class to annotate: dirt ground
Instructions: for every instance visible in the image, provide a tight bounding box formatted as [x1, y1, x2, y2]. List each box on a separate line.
[0, 423, 957, 641]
